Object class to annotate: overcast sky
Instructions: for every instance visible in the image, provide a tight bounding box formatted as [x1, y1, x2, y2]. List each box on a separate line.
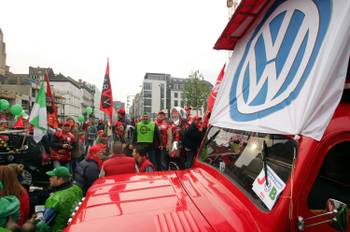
[0, 0, 230, 103]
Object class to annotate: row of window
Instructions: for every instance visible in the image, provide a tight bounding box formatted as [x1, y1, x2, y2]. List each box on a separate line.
[173, 100, 184, 107]
[173, 92, 183, 98]
[144, 82, 185, 93]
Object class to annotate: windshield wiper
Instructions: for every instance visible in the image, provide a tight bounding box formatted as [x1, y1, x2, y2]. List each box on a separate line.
[205, 130, 220, 146]
[262, 140, 269, 186]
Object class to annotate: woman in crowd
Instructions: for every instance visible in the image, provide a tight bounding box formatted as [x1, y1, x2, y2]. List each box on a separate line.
[113, 121, 133, 156]
[66, 117, 82, 172]
[0, 166, 29, 226]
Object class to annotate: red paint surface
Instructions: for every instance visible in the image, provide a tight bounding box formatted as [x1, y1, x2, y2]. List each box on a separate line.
[66, 103, 350, 231]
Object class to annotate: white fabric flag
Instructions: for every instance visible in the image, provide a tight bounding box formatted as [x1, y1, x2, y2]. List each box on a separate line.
[210, 0, 350, 141]
[29, 84, 48, 143]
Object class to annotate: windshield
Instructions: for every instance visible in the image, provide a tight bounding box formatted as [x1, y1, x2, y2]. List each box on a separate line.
[199, 126, 297, 211]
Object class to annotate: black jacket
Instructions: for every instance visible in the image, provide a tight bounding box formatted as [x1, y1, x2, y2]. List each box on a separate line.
[74, 159, 99, 194]
[182, 123, 206, 152]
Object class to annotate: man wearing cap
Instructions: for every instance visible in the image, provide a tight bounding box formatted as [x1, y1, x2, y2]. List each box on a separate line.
[133, 113, 161, 169]
[117, 108, 131, 127]
[0, 181, 20, 229]
[34, 166, 82, 232]
[74, 144, 106, 194]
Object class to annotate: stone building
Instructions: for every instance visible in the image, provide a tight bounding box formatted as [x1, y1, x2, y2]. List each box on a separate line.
[0, 28, 9, 76]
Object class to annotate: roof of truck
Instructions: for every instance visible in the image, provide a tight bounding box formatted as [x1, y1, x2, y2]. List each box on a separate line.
[214, 0, 271, 50]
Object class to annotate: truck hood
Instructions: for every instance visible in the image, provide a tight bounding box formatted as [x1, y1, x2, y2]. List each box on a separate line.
[66, 169, 259, 232]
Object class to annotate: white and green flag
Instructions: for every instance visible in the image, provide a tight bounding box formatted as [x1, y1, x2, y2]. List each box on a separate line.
[29, 84, 48, 143]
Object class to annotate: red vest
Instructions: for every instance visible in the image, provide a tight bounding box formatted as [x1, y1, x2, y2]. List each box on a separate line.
[102, 154, 136, 176]
[50, 131, 75, 162]
[139, 158, 154, 172]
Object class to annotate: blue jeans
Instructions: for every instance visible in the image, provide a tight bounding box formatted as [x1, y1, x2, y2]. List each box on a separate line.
[184, 149, 194, 169]
[158, 149, 169, 171]
[148, 150, 158, 170]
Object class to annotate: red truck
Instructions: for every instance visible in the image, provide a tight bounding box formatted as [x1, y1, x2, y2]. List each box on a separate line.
[66, 1, 349, 231]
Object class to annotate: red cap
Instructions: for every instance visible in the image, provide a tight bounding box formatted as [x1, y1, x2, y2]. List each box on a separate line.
[97, 130, 104, 137]
[157, 111, 165, 115]
[117, 108, 126, 115]
[89, 143, 106, 154]
[115, 121, 124, 128]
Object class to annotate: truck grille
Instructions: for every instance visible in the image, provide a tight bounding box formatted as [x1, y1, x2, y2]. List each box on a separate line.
[154, 210, 200, 232]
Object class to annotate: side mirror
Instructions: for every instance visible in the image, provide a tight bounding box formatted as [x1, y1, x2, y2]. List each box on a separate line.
[326, 199, 348, 232]
[297, 198, 348, 231]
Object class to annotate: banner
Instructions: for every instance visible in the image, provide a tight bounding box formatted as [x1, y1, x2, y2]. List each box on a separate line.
[210, 0, 350, 141]
[100, 59, 113, 124]
[207, 64, 226, 113]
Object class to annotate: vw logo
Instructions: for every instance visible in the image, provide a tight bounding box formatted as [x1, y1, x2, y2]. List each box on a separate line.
[230, 0, 331, 121]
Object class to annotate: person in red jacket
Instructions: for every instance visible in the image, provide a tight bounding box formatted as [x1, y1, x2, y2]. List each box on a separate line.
[132, 144, 154, 173]
[154, 111, 172, 170]
[99, 141, 136, 177]
[0, 166, 29, 226]
[50, 122, 76, 170]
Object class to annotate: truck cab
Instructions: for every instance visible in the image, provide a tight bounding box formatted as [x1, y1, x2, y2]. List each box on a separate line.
[65, 1, 350, 231]
[65, 101, 349, 232]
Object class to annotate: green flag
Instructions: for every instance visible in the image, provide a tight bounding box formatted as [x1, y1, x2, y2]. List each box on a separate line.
[29, 84, 48, 143]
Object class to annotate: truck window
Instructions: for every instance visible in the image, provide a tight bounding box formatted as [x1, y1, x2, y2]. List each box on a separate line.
[308, 142, 350, 209]
[199, 126, 297, 211]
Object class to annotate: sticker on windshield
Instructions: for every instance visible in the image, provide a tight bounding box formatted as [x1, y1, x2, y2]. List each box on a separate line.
[252, 165, 286, 210]
[219, 161, 225, 172]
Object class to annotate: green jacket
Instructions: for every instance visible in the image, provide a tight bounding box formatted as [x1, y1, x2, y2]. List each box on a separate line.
[0, 195, 19, 228]
[136, 121, 155, 143]
[38, 183, 82, 232]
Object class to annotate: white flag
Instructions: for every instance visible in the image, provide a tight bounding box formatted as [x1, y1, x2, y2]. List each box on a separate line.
[29, 84, 48, 143]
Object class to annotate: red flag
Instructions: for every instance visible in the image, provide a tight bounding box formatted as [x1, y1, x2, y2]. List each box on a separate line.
[44, 71, 58, 128]
[14, 115, 24, 129]
[207, 64, 226, 113]
[100, 59, 113, 124]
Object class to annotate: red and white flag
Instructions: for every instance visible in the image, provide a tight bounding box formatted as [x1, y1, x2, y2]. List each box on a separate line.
[44, 71, 58, 128]
[100, 59, 113, 124]
[207, 64, 226, 113]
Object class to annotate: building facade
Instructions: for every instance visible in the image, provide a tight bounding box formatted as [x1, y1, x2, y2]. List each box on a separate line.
[79, 80, 95, 111]
[93, 85, 104, 120]
[141, 73, 170, 117]
[130, 73, 212, 118]
[50, 74, 82, 120]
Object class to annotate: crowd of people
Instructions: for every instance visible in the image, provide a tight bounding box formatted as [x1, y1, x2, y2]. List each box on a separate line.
[0, 106, 209, 231]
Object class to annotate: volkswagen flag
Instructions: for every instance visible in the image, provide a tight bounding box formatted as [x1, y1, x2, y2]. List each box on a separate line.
[210, 0, 350, 141]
